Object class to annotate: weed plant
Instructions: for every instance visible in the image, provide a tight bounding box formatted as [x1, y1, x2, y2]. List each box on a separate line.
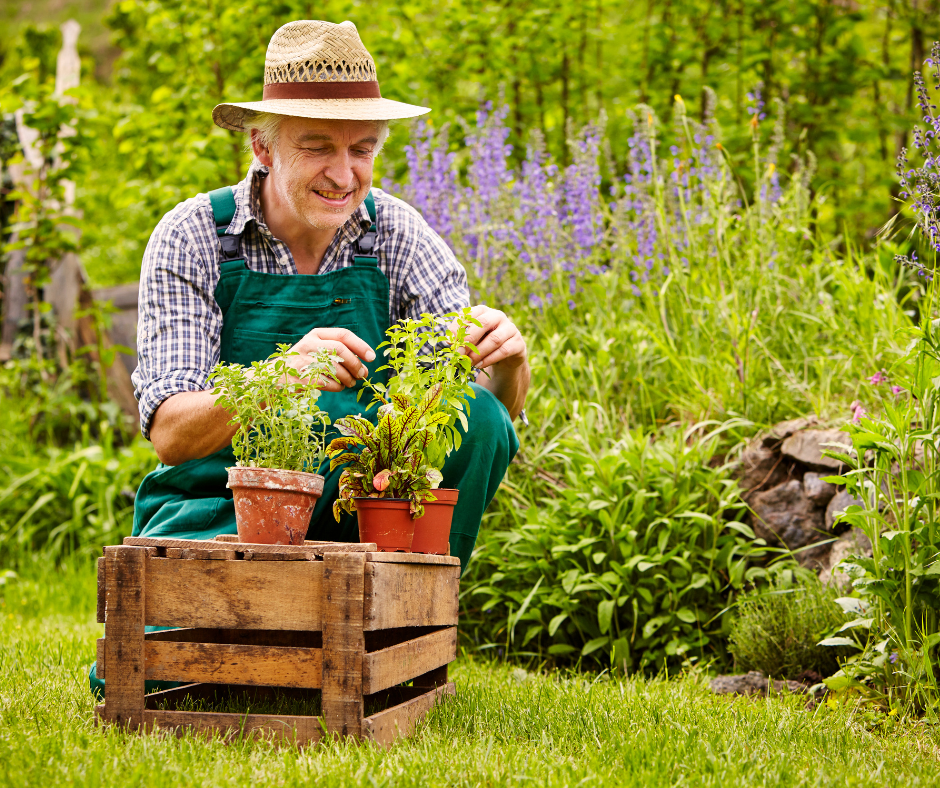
[728, 573, 846, 679]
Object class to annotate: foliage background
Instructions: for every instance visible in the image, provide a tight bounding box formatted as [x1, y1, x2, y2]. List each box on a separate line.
[1, 0, 938, 680]
[2, 0, 940, 287]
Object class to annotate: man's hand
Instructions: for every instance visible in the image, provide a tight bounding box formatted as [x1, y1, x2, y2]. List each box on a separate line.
[452, 304, 530, 419]
[287, 327, 375, 391]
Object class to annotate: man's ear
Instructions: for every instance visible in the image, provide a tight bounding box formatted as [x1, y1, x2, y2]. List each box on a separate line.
[251, 129, 274, 167]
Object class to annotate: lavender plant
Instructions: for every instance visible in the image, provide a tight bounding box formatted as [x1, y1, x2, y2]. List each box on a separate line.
[209, 345, 337, 473]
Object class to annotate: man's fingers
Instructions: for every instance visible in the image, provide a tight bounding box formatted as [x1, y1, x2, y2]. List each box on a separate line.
[476, 335, 527, 369]
[469, 327, 510, 364]
[306, 327, 376, 363]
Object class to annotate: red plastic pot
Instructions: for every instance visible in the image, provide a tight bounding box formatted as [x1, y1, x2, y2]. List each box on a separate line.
[227, 467, 324, 545]
[355, 498, 416, 552]
[411, 488, 459, 555]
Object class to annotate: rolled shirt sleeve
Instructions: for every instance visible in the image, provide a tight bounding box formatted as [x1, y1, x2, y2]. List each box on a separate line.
[132, 217, 222, 440]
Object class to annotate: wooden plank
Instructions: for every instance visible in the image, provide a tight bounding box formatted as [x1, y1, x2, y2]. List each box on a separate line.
[213, 535, 336, 546]
[165, 547, 237, 560]
[363, 683, 455, 748]
[96, 637, 105, 679]
[362, 627, 456, 694]
[143, 709, 323, 745]
[321, 552, 365, 739]
[96, 557, 106, 623]
[125, 536, 377, 556]
[365, 553, 460, 566]
[244, 551, 305, 561]
[145, 557, 324, 631]
[144, 641, 323, 689]
[363, 563, 460, 631]
[103, 546, 148, 728]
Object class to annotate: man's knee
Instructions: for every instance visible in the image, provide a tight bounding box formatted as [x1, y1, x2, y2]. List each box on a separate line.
[463, 382, 519, 460]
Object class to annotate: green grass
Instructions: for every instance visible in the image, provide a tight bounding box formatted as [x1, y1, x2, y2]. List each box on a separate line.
[2, 559, 940, 787]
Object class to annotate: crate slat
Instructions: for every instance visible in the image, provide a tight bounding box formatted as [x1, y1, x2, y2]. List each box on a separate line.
[362, 627, 457, 694]
[102, 546, 148, 728]
[322, 552, 366, 738]
[363, 683, 455, 747]
[144, 641, 323, 688]
[142, 709, 324, 745]
[145, 557, 324, 631]
[363, 562, 460, 631]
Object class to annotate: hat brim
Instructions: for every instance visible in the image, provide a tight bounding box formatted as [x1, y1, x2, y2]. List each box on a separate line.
[213, 98, 430, 132]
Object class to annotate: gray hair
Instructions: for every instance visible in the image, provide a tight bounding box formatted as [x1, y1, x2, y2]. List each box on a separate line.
[243, 112, 390, 160]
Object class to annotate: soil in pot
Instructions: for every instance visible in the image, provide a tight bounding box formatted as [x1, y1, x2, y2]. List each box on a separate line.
[411, 488, 459, 554]
[227, 467, 324, 545]
[356, 498, 416, 552]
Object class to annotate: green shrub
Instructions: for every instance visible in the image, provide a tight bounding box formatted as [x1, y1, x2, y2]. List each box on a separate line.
[462, 421, 762, 673]
[728, 574, 845, 679]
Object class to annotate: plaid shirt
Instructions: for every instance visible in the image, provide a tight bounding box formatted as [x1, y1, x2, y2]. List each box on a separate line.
[132, 164, 470, 439]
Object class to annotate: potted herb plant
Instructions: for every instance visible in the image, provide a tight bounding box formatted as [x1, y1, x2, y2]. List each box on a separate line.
[210, 345, 337, 545]
[326, 310, 479, 552]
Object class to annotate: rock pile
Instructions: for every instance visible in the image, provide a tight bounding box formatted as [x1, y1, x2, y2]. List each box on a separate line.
[738, 417, 872, 585]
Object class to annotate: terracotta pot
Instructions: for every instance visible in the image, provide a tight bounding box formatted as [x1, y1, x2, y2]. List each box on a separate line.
[355, 498, 416, 552]
[227, 467, 324, 545]
[411, 488, 459, 555]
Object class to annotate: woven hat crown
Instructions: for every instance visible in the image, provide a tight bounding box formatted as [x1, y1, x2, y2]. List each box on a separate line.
[264, 20, 377, 85]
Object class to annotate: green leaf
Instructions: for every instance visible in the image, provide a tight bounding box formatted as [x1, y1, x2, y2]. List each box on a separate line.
[548, 612, 568, 637]
[818, 636, 859, 648]
[597, 599, 615, 634]
[581, 636, 609, 657]
[836, 617, 874, 632]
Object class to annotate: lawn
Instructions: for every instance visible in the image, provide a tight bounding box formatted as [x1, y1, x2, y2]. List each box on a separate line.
[1, 559, 939, 787]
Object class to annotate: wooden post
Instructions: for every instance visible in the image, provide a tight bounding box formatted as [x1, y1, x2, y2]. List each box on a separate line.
[103, 546, 147, 729]
[322, 552, 366, 739]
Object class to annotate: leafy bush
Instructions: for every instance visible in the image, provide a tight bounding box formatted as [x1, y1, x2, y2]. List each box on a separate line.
[462, 422, 760, 672]
[728, 573, 845, 679]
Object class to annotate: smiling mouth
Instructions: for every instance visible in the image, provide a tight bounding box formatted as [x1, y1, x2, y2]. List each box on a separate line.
[313, 189, 352, 201]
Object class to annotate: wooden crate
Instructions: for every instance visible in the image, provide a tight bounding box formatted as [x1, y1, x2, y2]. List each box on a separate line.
[95, 535, 460, 747]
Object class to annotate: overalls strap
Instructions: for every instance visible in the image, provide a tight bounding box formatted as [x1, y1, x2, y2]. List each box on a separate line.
[208, 186, 246, 271]
[353, 190, 378, 267]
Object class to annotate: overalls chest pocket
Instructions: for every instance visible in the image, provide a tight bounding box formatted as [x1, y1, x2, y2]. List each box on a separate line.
[227, 297, 363, 367]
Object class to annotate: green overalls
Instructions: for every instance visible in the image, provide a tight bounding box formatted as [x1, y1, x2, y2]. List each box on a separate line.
[89, 187, 519, 699]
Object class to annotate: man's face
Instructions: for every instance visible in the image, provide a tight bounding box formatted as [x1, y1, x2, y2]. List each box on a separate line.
[259, 116, 381, 232]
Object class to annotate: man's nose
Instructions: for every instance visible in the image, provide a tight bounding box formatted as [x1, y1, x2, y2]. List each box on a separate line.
[321, 151, 356, 190]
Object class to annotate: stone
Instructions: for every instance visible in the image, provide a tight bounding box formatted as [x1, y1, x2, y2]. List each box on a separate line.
[803, 472, 837, 506]
[709, 671, 807, 697]
[780, 429, 853, 471]
[750, 479, 825, 548]
[818, 527, 872, 587]
[761, 416, 820, 448]
[825, 489, 864, 532]
[738, 441, 787, 493]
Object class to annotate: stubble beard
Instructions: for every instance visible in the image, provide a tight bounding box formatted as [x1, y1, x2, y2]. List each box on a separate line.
[271, 152, 363, 232]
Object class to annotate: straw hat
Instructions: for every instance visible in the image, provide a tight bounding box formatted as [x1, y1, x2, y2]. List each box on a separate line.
[212, 20, 430, 132]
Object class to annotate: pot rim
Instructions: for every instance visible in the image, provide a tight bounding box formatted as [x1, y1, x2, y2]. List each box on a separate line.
[227, 466, 325, 495]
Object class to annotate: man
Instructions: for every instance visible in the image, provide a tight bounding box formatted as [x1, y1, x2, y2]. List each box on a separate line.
[129, 20, 528, 571]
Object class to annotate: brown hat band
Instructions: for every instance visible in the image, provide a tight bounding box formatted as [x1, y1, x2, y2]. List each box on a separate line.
[262, 81, 382, 100]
